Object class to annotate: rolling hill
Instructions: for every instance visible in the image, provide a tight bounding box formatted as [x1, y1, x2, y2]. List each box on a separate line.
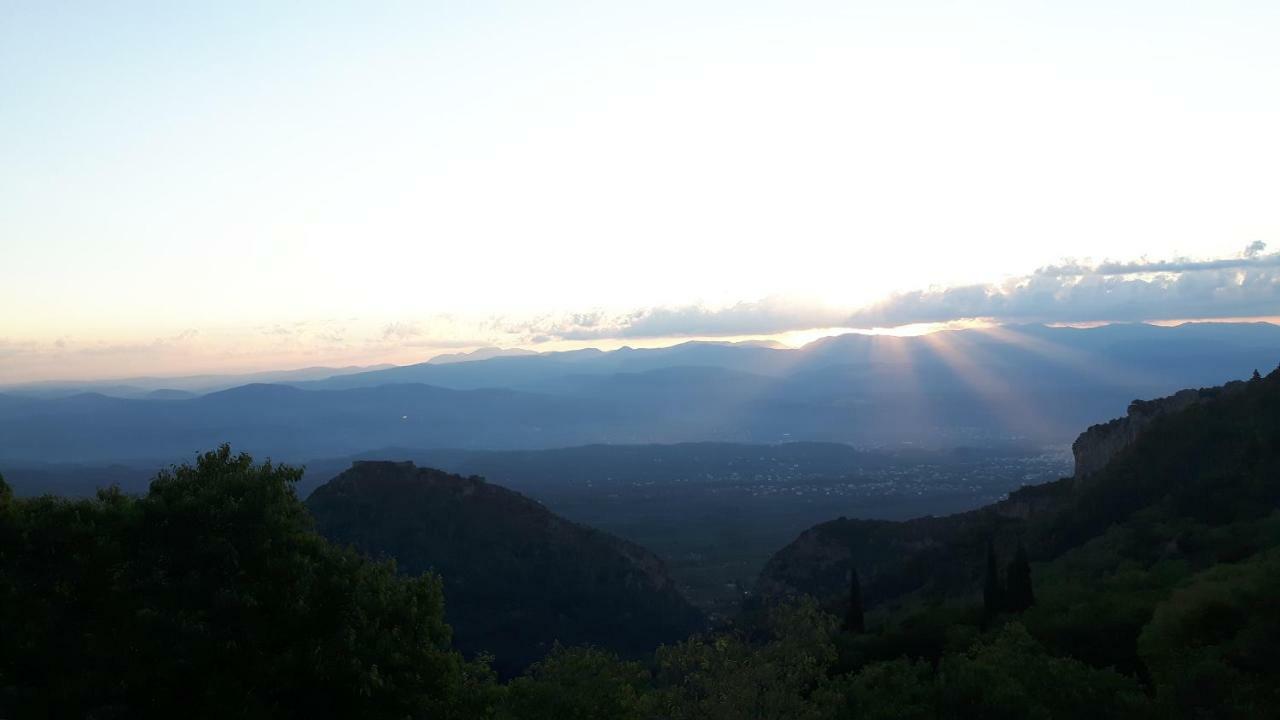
[306, 461, 705, 676]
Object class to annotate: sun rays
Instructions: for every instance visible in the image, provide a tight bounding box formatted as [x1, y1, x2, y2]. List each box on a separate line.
[971, 325, 1153, 389]
[915, 330, 1056, 442]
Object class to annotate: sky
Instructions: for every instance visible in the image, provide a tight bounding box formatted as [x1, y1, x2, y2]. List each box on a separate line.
[2, 1, 1279, 383]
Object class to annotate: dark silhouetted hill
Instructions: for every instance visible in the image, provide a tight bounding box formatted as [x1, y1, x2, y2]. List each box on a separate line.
[306, 461, 705, 677]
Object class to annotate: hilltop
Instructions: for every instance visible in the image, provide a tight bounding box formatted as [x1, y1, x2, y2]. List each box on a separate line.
[306, 461, 705, 677]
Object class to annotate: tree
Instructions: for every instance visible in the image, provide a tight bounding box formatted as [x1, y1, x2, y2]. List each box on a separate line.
[1004, 541, 1034, 613]
[983, 538, 1004, 620]
[648, 599, 838, 720]
[939, 623, 1150, 719]
[499, 645, 649, 720]
[1252, 369, 1262, 382]
[843, 568, 865, 634]
[823, 657, 935, 720]
[1138, 549, 1280, 718]
[0, 445, 483, 719]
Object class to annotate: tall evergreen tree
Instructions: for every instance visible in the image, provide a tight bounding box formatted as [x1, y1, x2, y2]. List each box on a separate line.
[843, 568, 865, 634]
[983, 538, 1004, 619]
[1005, 541, 1035, 613]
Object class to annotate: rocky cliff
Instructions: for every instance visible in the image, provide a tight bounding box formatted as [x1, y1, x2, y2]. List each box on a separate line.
[1071, 382, 1246, 481]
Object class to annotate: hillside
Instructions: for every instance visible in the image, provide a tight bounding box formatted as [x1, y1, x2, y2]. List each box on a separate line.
[755, 364, 1280, 689]
[305, 461, 705, 677]
[1, 441, 1065, 620]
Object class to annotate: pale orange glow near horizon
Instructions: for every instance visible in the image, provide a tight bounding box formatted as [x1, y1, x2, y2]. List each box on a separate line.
[4, 316, 1278, 386]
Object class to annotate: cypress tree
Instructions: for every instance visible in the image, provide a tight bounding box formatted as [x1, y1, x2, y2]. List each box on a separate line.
[1005, 541, 1034, 613]
[983, 538, 1003, 619]
[843, 568, 865, 633]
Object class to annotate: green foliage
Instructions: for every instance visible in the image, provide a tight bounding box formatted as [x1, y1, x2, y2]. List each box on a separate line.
[1138, 549, 1280, 718]
[835, 601, 981, 674]
[824, 624, 1150, 720]
[498, 646, 649, 720]
[821, 657, 936, 720]
[647, 599, 840, 720]
[0, 445, 480, 719]
[936, 623, 1150, 720]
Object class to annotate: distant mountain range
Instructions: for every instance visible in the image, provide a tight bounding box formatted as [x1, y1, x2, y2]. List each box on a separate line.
[1, 323, 1278, 465]
[0, 363, 394, 399]
[426, 346, 538, 364]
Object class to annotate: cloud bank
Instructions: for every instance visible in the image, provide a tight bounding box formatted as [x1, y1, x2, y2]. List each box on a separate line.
[502, 298, 850, 342]
[848, 244, 1280, 328]
[499, 245, 1280, 342]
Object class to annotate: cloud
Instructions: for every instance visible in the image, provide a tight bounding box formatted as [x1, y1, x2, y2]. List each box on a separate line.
[848, 247, 1280, 327]
[503, 297, 849, 341]
[381, 322, 422, 340]
[1036, 243, 1277, 277]
[0, 338, 42, 359]
[495, 246, 1280, 342]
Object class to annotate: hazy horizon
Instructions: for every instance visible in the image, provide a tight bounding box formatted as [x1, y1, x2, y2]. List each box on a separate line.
[6, 317, 1280, 387]
[4, 2, 1279, 382]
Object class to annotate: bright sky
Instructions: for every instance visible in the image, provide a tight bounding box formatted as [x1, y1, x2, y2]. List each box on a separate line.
[3, 1, 1279, 382]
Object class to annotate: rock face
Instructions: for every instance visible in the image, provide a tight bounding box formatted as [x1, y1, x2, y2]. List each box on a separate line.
[1071, 383, 1246, 481]
[307, 461, 704, 677]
